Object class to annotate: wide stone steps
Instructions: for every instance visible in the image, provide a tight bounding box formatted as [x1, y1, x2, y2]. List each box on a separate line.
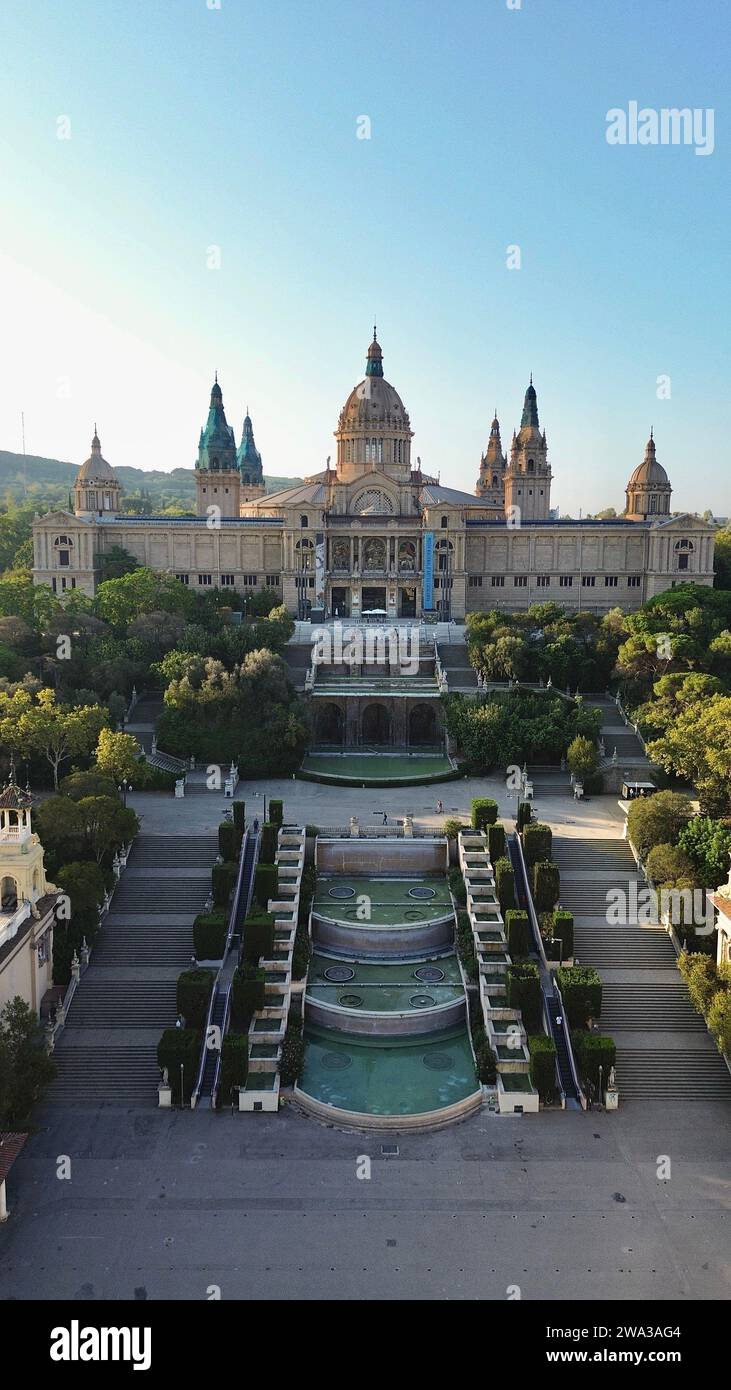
[613, 1048, 731, 1099]
[111, 880, 210, 913]
[600, 983, 707, 1031]
[574, 927, 676, 967]
[93, 932, 193, 966]
[67, 982, 177, 1028]
[553, 838, 636, 870]
[50, 1047, 161, 1104]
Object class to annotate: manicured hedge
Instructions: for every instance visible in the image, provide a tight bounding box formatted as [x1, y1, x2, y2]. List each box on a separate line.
[495, 857, 515, 912]
[218, 820, 240, 862]
[529, 1034, 557, 1101]
[232, 800, 245, 832]
[243, 908, 275, 964]
[517, 800, 533, 832]
[254, 862, 279, 908]
[572, 1031, 616, 1090]
[456, 910, 478, 983]
[552, 909, 574, 959]
[231, 963, 265, 1029]
[292, 920, 312, 979]
[532, 860, 560, 912]
[193, 911, 228, 961]
[556, 965, 602, 1027]
[176, 968, 215, 1029]
[523, 822, 552, 868]
[506, 962, 542, 1032]
[212, 861, 237, 907]
[268, 799, 284, 827]
[475, 1041, 497, 1084]
[471, 798, 498, 830]
[216, 1033, 249, 1109]
[157, 1028, 201, 1104]
[259, 822, 278, 864]
[487, 822, 506, 863]
[505, 908, 531, 959]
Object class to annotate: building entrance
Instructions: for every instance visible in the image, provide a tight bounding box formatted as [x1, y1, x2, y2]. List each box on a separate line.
[330, 586, 350, 617]
[361, 586, 387, 612]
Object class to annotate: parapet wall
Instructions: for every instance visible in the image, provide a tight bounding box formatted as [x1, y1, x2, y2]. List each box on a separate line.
[315, 836, 448, 876]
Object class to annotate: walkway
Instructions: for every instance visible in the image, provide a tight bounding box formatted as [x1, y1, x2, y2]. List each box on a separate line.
[552, 832, 731, 1100]
[50, 833, 218, 1106]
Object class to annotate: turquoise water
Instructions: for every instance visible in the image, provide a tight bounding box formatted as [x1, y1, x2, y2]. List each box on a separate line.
[306, 950, 464, 1013]
[300, 1023, 479, 1116]
[314, 875, 452, 927]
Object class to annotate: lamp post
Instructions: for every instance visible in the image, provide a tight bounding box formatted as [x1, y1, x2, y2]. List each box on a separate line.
[118, 779, 132, 808]
[180, 1062, 185, 1111]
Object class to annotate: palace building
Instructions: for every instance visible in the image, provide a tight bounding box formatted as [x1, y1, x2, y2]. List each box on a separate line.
[32, 331, 715, 618]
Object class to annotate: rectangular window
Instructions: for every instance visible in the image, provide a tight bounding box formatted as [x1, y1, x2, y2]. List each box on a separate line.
[220, 574, 235, 586]
[176, 573, 190, 585]
[582, 575, 596, 588]
[559, 575, 573, 587]
[627, 574, 641, 588]
[513, 576, 527, 588]
[536, 575, 550, 587]
[198, 574, 212, 586]
[71, 578, 76, 589]
[242, 574, 258, 586]
[58, 550, 70, 567]
[52, 578, 57, 593]
[468, 575, 482, 588]
[266, 574, 279, 586]
[604, 575, 618, 587]
[491, 576, 505, 588]
[677, 554, 689, 571]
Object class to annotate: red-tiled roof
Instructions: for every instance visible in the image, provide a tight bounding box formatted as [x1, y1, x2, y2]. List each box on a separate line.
[0, 1132, 27, 1185]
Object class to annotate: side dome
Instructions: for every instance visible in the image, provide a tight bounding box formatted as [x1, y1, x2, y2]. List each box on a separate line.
[76, 430, 116, 484]
[625, 431, 672, 519]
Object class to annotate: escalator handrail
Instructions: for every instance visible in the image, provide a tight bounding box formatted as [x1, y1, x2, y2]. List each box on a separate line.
[192, 827, 253, 1105]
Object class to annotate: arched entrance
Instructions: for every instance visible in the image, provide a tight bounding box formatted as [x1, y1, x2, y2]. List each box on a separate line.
[409, 703, 437, 746]
[362, 703, 391, 746]
[1, 876, 18, 912]
[316, 702, 344, 746]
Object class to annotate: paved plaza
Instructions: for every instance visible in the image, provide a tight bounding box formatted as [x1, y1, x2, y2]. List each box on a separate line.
[1, 1098, 729, 1301]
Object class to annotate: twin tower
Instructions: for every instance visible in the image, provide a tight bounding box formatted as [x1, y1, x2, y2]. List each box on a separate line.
[475, 377, 552, 521]
[195, 376, 265, 517]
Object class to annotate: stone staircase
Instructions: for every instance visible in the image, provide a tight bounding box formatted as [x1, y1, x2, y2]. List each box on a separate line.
[50, 834, 218, 1107]
[439, 643, 479, 689]
[552, 832, 731, 1102]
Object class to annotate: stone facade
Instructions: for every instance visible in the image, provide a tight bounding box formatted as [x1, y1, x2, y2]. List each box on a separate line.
[0, 771, 57, 1018]
[32, 332, 716, 615]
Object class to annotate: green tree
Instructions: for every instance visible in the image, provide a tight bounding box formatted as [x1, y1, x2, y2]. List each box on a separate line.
[566, 734, 598, 782]
[647, 695, 731, 816]
[627, 791, 694, 858]
[94, 545, 141, 582]
[9, 689, 108, 788]
[0, 997, 56, 1128]
[76, 796, 139, 863]
[95, 566, 196, 627]
[95, 728, 142, 783]
[678, 817, 731, 888]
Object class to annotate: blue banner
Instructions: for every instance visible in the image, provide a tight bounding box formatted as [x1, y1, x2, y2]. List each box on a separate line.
[423, 532, 435, 610]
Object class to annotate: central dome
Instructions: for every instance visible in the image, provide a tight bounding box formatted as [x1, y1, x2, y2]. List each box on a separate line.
[335, 330, 414, 479]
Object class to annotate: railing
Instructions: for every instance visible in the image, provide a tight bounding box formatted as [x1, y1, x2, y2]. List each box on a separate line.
[210, 982, 232, 1111]
[542, 991, 566, 1109]
[553, 978, 585, 1108]
[192, 829, 252, 1108]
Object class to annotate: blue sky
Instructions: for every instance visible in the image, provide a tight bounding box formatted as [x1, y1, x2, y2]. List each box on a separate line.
[0, 0, 728, 513]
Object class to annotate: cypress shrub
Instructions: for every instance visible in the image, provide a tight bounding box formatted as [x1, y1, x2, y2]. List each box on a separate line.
[506, 962, 542, 1032]
[532, 860, 560, 912]
[254, 862, 279, 908]
[523, 822, 552, 868]
[456, 909, 478, 983]
[232, 800, 245, 832]
[298, 864, 316, 926]
[157, 1028, 201, 1105]
[218, 820, 238, 862]
[495, 857, 515, 912]
[193, 911, 228, 960]
[529, 1034, 557, 1102]
[517, 800, 533, 832]
[475, 1041, 497, 1084]
[243, 908, 275, 963]
[552, 909, 574, 959]
[216, 1033, 249, 1109]
[505, 908, 531, 958]
[572, 1031, 616, 1090]
[444, 818, 467, 841]
[231, 963, 265, 1029]
[212, 861, 237, 907]
[556, 965, 602, 1027]
[487, 822, 506, 863]
[269, 799, 284, 827]
[176, 968, 215, 1029]
[259, 822, 278, 864]
[448, 866, 467, 906]
[292, 920, 312, 979]
[279, 1017, 305, 1085]
[471, 797, 498, 830]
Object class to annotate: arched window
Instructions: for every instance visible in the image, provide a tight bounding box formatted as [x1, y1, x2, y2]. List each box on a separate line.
[300, 514, 309, 527]
[54, 534, 73, 568]
[441, 515, 448, 529]
[492, 475, 498, 487]
[527, 458, 535, 473]
[674, 539, 694, 572]
[1, 876, 18, 912]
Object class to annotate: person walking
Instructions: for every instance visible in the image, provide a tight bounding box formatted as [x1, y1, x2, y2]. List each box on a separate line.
[382, 812, 388, 825]
[436, 799, 443, 815]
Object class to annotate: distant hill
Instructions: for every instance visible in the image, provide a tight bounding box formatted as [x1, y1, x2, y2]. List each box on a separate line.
[0, 450, 303, 510]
